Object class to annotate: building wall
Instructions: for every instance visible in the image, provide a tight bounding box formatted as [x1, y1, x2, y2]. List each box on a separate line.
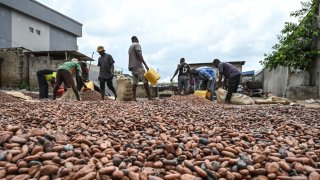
[261, 66, 318, 99]
[0, 6, 12, 48]
[0, 0, 82, 36]
[0, 48, 24, 89]
[262, 66, 288, 96]
[28, 56, 65, 90]
[315, 57, 320, 97]
[11, 11, 50, 51]
[50, 27, 77, 51]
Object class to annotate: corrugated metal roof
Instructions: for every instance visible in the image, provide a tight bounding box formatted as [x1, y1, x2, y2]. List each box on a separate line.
[25, 50, 94, 61]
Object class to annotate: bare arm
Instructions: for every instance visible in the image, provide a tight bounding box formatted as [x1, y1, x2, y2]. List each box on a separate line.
[136, 50, 149, 71]
[109, 55, 115, 75]
[171, 65, 180, 81]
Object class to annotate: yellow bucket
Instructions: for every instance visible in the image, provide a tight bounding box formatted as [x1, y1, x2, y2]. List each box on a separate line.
[194, 90, 211, 99]
[81, 81, 94, 91]
[144, 68, 160, 85]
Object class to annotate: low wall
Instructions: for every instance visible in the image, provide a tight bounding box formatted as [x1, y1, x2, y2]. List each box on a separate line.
[286, 86, 318, 100]
[261, 66, 318, 100]
[0, 48, 24, 89]
[262, 66, 288, 96]
[28, 56, 65, 91]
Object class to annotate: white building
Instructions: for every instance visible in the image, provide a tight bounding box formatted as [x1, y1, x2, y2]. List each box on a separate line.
[0, 0, 82, 51]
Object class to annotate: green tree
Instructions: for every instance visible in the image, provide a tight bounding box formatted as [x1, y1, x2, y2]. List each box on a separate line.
[261, 0, 320, 70]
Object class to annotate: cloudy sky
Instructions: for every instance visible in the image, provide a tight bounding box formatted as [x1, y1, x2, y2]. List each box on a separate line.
[38, 0, 303, 82]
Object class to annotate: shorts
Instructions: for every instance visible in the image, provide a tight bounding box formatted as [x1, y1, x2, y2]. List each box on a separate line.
[56, 69, 74, 88]
[131, 67, 147, 85]
[178, 76, 189, 92]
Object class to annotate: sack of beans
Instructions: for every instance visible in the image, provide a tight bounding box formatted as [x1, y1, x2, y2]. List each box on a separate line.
[116, 76, 133, 101]
[60, 88, 78, 100]
[215, 88, 254, 105]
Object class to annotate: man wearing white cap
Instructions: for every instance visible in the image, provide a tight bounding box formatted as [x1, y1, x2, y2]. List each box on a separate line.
[97, 46, 117, 100]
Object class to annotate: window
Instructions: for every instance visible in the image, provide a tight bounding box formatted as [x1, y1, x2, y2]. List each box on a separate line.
[36, 30, 41, 35]
[29, 27, 34, 33]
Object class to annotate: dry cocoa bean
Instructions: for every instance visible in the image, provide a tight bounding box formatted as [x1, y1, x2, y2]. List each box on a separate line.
[10, 136, 27, 144]
[253, 154, 266, 164]
[112, 169, 124, 179]
[222, 151, 236, 158]
[0, 169, 6, 178]
[31, 146, 44, 155]
[309, 171, 320, 180]
[294, 162, 304, 173]
[266, 162, 280, 173]
[279, 161, 291, 172]
[18, 167, 29, 174]
[303, 165, 315, 174]
[267, 173, 277, 179]
[99, 166, 116, 175]
[78, 172, 96, 180]
[128, 171, 140, 180]
[40, 152, 58, 160]
[24, 154, 40, 162]
[40, 165, 59, 175]
[180, 174, 202, 180]
[11, 174, 30, 180]
[164, 173, 181, 180]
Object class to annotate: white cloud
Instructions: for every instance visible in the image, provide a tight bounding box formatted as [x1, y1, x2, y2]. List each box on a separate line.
[38, 0, 303, 81]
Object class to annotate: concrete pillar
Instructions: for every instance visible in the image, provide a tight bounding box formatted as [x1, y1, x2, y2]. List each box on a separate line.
[22, 53, 29, 86]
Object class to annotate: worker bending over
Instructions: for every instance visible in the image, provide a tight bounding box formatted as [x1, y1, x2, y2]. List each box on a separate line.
[53, 58, 83, 101]
[213, 59, 241, 104]
[191, 66, 216, 101]
[36, 69, 56, 99]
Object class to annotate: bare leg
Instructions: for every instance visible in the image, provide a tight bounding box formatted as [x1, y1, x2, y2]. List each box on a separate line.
[132, 84, 137, 102]
[144, 83, 152, 100]
[52, 84, 59, 100]
[71, 84, 81, 101]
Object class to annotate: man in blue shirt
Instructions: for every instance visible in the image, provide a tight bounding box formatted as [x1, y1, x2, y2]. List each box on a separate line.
[191, 66, 216, 101]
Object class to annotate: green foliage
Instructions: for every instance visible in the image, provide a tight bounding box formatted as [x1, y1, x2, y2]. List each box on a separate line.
[19, 81, 30, 90]
[261, 0, 320, 70]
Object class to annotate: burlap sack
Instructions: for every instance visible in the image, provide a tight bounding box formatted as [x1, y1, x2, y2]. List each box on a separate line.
[216, 88, 254, 105]
[59, 88, 78, 100]
[116, 76, 133, 101]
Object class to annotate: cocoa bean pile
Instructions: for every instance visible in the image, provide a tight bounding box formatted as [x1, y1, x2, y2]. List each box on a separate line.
[0, 91, 21, 103]
[0, 95, 319, 180]
[80, 90, 104, 102]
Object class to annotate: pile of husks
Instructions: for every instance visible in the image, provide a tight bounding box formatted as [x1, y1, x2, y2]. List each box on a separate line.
[0, 95, 319, 180]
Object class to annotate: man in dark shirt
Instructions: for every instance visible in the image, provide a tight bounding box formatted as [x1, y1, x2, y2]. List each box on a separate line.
[128, 36, 151, 101]
[171, 58, 191, 95]
[97, 46, 117, 100]
[213, 59, 241, 103]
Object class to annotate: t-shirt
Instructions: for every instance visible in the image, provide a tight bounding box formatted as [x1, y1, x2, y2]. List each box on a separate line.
[218, 62, 241, 79]
[178, 62, 190, 77]
[195, 66, 216, 81]
[44, 72, 56, 81]
[98, 53, 115, 79]
[128, 43, 143, 70]
[58, 61, 82, 74]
